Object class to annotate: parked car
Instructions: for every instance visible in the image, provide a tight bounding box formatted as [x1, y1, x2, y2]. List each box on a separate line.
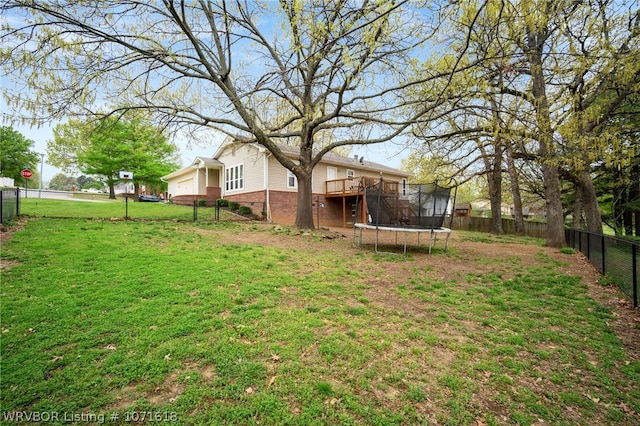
[138, 194, 162, 202]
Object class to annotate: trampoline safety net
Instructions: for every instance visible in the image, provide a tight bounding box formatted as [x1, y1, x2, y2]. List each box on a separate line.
[363, 182, 452, 229]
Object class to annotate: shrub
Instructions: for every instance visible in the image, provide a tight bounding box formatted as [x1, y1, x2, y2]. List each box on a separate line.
[228, 201, 239, 210]
[217, 198, 228, 207]
[239, 205, 252, 215]
[198, 199, 207, 207]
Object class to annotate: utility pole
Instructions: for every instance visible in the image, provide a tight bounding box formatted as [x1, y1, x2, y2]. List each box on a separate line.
[39, 153, 44, 198]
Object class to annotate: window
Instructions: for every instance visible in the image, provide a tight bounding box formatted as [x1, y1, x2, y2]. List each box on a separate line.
[225, 164, 244, 191]
[346, 169, 355, 178]
[287, 169, 297, 188]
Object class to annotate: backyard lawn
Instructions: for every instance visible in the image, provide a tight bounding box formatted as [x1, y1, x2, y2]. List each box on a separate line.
[1, 200, 639, 425]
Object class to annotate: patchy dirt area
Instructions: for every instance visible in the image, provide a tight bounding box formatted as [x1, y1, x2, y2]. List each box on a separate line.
[197, 223, 640, 361]
[0, 219, 26, 270]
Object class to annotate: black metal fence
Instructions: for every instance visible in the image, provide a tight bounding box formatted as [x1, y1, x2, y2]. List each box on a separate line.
[1, 188, 20, 224]
[565, 229, 639, 308]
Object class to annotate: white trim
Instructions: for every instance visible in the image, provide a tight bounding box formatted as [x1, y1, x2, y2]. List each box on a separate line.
[225, 163, 245, 192]
[287, 169, 297, 189]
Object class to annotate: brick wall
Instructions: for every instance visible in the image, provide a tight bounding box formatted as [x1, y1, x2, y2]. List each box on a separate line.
[206, 187, 221, 206]
[225, 190, 268, 217]
[218, 189, 356, 228]
[172, 186, 221, 206]
[258, 191, 350, 228]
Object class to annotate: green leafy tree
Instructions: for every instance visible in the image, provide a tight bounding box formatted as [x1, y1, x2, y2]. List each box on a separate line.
[76, 175, 102, 191]
[0, 126, 39, 181]
[406, 0, 639, 245]
[49, 115, 179, 199]
[48, 173, 77, 191]
[1, 1, 466, 229]
[593, 94, 640, 236]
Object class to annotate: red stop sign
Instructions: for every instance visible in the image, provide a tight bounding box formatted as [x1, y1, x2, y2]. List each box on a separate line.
[21, 169, 33, 179]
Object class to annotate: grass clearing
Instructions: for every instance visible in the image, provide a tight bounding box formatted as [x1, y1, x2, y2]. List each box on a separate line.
[1, 205, 639, 425]
[18, 197, 230, 221]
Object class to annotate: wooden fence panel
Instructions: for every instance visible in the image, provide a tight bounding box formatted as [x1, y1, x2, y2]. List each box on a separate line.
[450, 216, 547, 238]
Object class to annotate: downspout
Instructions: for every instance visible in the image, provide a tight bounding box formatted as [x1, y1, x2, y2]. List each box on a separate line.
[264, 152, 272, 222]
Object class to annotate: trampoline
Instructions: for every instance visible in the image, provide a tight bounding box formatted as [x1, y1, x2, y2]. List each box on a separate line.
[352, 177, 456, 254]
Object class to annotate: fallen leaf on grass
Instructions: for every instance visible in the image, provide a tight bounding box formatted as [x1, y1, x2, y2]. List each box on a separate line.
[245, 387, 254, 394]
[268, 376, 276, 386]
[164, 353, 171, 361]
[49, 356, 64, 363]
[618, 402, 635, 414]
[104, 344, 117, 350]
[585, 394, 600, 404]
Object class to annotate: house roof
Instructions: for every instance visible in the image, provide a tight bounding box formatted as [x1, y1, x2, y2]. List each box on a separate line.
[214, 140, 410, 177]
[163, 140, 410, 181]
[194, 156, 224, 167]
[320, 149, 410, 177]
[161, 156, 223, 181]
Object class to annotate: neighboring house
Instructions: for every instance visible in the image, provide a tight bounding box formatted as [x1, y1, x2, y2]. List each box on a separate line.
[162, 139, 411, 227]
[454, 202, 472, 217]
[471, 199, 545, 219]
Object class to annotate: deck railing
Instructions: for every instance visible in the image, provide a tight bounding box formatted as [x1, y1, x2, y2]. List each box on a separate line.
[325, 176, 399, 196]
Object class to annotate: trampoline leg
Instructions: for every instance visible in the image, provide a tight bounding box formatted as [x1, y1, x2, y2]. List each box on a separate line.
[429, 231, 435, 254]
[375, 228, 380, 253]
[404, 231, 408, 254]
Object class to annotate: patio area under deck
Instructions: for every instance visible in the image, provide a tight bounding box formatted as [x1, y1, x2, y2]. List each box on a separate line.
[325, 176, 401, 227]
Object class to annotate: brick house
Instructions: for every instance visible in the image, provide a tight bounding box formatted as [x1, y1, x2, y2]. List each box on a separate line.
[162, 139, 410, 228]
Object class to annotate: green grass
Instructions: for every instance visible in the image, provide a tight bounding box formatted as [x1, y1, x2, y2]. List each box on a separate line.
[18, 197, 229, 221]
[1, 207, 639, 425]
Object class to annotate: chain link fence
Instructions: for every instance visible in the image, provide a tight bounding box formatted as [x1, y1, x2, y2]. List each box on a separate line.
[15, 194, 260, 223]
[1, 188, 20, 224]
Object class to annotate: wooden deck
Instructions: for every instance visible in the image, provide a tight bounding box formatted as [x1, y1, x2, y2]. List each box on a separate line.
[325, 176, 400, 197]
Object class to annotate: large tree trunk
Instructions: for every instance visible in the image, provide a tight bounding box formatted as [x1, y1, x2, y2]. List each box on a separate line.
[295, 172, 315, 229]
[527, 25, 566, 248]
[505, 141, 525, 236]
[487, 154, 504, 235]
[571, 183, 586, 230]
[479, 141, 503, 235]
[108, 177, 117, 199]
[632, 161, 640, 237]
[575, 166, 603, 234]
[294, 138, 316, 230]
[612, 166, 626, 236]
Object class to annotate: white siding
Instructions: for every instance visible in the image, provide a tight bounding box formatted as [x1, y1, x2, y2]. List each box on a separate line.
[267, 156, 291, 191]
[218, 144, 265, 194]
[178, 177, 195, 194]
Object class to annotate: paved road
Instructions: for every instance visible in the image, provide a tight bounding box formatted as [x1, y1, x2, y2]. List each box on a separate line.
[20, 189, 107, 202]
